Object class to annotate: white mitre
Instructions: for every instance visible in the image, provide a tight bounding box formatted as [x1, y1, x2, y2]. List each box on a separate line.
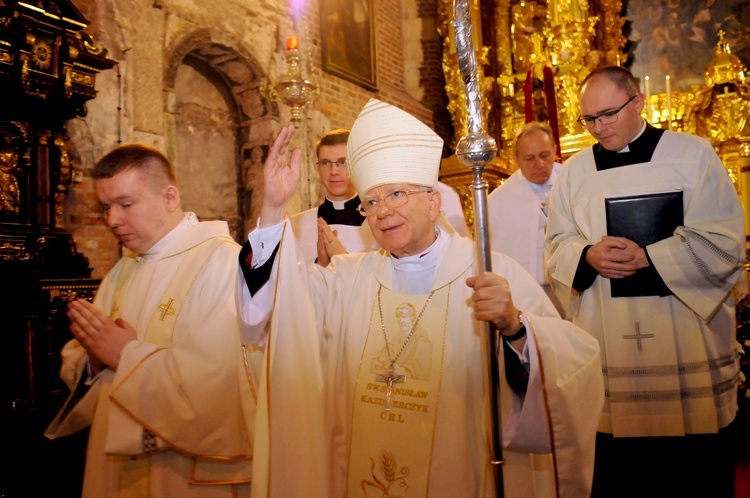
[347, 99, 444, 199]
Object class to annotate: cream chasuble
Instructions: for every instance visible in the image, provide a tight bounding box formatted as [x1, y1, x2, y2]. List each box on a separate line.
[47, 215, 256, 498]
[247, 221, 603, 498]
[546, 130, 745, 437]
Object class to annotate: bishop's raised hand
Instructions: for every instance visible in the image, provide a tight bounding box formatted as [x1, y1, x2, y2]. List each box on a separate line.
[260, 123, 302, 227]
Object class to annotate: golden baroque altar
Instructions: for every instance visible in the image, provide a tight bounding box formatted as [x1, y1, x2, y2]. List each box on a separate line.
[437, 0, 750, 240]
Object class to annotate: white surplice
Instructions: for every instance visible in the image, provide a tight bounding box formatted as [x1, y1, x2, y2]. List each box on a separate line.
[488, 164, 561, 286]
[46, 214, 257, 498]
[545, 130, 746, 437]
[488, 165, 564, 316]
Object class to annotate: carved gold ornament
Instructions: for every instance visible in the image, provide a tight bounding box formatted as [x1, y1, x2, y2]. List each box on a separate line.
[31, 38, 52, 71]
[437, 1, 749, 234]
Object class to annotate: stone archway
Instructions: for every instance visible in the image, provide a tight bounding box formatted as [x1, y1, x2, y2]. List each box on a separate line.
[164, 30, 278, 241]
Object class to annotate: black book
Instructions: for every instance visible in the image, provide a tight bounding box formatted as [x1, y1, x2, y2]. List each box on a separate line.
[605, 191, 684, 297]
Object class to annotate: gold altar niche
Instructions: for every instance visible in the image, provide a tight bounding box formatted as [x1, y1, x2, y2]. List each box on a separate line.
[644, 32, 750, 241]
[437, 1, 750, 240]
[436, 0, 627, 233]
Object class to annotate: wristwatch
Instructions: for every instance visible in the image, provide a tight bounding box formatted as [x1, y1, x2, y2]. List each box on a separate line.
[501, 310, 527, 342]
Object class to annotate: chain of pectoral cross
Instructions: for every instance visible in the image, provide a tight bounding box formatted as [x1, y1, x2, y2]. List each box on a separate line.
[375, 286, 435, 410]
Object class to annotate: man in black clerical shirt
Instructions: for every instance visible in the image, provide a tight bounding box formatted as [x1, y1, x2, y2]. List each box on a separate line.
[288, 128, 376, 266]
[545, 65, 746, 498]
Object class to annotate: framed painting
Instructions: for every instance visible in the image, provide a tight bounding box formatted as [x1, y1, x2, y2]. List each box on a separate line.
[321, 0, 378, 91]
[627, 0, 750, 93]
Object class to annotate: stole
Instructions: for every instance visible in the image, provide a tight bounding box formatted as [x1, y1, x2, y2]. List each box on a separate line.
[347, 284, 450, 497]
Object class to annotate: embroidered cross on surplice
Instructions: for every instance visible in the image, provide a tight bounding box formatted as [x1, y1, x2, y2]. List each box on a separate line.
[622, 321, 655, 352]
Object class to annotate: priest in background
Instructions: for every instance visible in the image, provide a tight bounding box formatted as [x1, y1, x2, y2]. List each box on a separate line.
[488, 121, 564, 317]
[290, 128, 377, 266]
[239, 99, 604, 497]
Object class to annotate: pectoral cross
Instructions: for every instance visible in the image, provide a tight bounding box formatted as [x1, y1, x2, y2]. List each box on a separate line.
[376, 365, 404, 411]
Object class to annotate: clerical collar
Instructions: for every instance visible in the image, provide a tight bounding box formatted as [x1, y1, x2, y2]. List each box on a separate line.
[592, 121, 665, 170]
[328, 194, 359, 210]
[317, 195, 363, 226]
[391, 228, 440, 272]
[521, 170, 554, 209]
[137, 212, 197, 261]
[618, 121, 647, 153]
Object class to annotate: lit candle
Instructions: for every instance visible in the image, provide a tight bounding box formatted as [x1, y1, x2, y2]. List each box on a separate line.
[286, 36, 298, 51]
[665, 75, 672, 131]
[644, 76, 652, 123]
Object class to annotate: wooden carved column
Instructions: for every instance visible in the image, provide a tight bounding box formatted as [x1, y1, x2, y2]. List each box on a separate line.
[0, 2, 116, 497]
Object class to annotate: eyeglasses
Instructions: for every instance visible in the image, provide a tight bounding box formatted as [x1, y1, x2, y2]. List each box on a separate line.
[577, 95, 637, 127]
[357, 188, 433, 216]
[317, 159, 347, 168]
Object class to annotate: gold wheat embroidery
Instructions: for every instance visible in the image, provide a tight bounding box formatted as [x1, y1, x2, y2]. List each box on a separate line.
[360, 450, 410, 496]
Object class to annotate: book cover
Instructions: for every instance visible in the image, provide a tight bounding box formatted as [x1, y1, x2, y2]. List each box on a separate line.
[605, 191, 684, 297]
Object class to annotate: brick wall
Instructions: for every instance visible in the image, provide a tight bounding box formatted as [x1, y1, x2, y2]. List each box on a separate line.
[308, 0, 449, 137]
[65, 174, 121, 278]
[65, 0, 453, 277]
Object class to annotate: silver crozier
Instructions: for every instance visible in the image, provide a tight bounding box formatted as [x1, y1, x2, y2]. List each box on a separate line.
[452, 1, 504, 496]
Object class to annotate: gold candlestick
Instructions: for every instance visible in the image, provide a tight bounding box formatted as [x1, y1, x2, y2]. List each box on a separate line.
[644, 75, 653, 123]
[666, 75, 672, 131]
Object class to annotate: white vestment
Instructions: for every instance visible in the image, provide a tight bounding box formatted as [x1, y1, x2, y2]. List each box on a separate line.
[488, 164, 563, 315]
[242, 222, 604, 498]
[46, 214, 257, 498]
[545, 130, 745, 437]
[488, 164, 561, 285]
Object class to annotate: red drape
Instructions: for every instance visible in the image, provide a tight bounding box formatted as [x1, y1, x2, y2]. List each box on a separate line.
[524, 68, 534, 123]
[543, 66, 562, 162]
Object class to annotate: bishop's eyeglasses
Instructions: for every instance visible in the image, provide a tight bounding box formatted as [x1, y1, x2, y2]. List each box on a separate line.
[357, 188, 433, 216]
[577, 94, 637, 127]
